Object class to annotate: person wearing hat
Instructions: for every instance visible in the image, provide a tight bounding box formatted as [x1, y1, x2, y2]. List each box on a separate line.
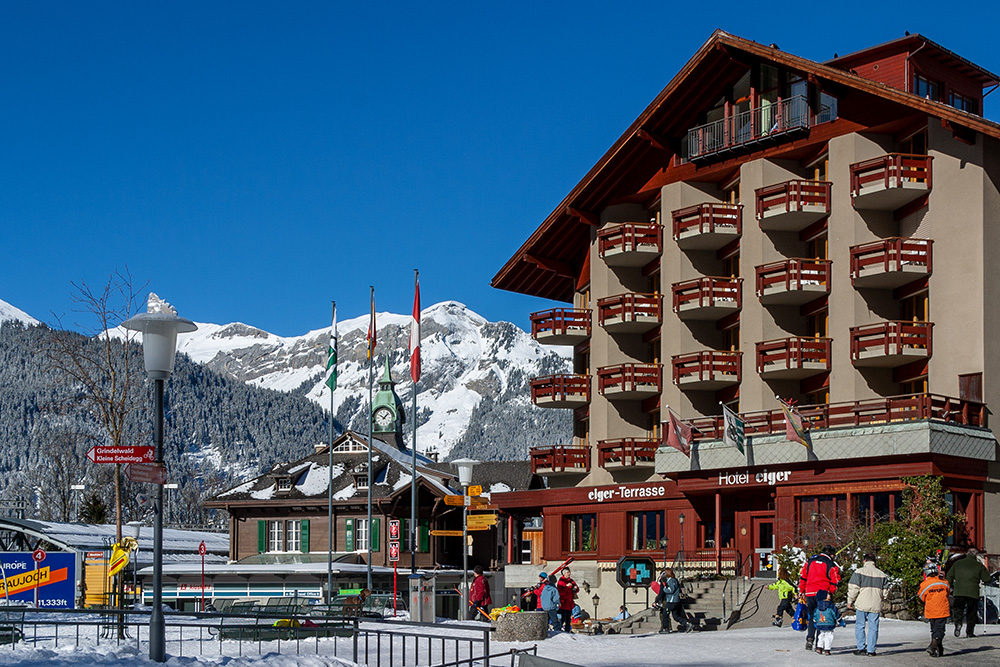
[532, 572, 548, 611]
[919, 562, 951, 657]
[946, 548, 991, 638]
[798, 545, 841, 652]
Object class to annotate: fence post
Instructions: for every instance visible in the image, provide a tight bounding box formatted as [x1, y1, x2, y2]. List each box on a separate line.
[483, 626, 490, 667]
[352, 617, 359, 663]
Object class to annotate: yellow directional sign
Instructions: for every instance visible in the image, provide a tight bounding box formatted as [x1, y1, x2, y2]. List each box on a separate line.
[429, 529, 465, 537]
[467, 485, 482, 497]
[444, 494, 488, 507]
[466, 524, 491, 532]
[466, 516, 498, 527]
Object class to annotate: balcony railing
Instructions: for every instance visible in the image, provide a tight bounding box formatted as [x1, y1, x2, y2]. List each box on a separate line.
[530, 445, 591, 475]
[597, 438, 659, 467]
[597, 293, 663, 333]
[597, 223, 663, 267]
[850, 238, 932, 288]
[671, 203, 742, 250]
[597, 364, 662, 399]
[850, 321, 933, 367]
[755, 259, 831, 305]
[530, 374, 591, 408]
[850, 153, 932, 210]
[530, 308, 591, 345]
[672, 351, 741, 389]
[756, 180, 832, 231]
[756, 337, 831, 379]
[687, 95, 831, 161]
[686, 393, 986, 442]
[672, 277, 741, 320]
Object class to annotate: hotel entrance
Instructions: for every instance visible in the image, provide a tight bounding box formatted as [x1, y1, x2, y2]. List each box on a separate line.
[752, 515, 775, 577]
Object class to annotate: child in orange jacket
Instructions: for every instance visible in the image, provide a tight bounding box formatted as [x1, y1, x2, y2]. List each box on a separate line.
[918, 564, 951, 657]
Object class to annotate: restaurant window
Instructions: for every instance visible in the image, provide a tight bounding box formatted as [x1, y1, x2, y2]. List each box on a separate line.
[701, 520, 734, 549]
[854, 492, 903, 529]
[566, 514, 597, 552]
[629, 511, 665, 551]
[798, 495, 848, 543]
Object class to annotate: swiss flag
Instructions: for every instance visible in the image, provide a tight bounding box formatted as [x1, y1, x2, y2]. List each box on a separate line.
[410, 275, 421, 383]
[665, 410, 692, 457]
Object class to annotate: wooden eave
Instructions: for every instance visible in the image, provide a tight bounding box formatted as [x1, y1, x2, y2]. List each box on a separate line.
[492, 30, 1000, 302]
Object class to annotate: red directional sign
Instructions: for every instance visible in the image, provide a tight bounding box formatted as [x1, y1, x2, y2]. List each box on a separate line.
[32, 548, 46, 563]
[87, 446, 155, 464]
[198, 541, 207, 556]
[124, 462, 167, 485]
[388, 519, 400, 541]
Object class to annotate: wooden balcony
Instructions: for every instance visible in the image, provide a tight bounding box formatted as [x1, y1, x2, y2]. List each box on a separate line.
[597, 223, 662, 267]
[755, 259, 831, 305]
[851, 154, 932, 210]
[530, 374, 590, 408]
[597, 438, 659, 468]
[598, 293, 662, 334]
[755, 180, 831, 231]
[597, 364, 662, 400]
[756, 337, 831, 379]
[671, 203, 742, 250]
[850, 238, 932, 288]
[530, 308, 591, 345]
[687, 393, 986, 442]
[530, 446, 591, 475]
[851, 321, 932, 367]
[672, 351, 741, 390]
[672, 277, 741, 320]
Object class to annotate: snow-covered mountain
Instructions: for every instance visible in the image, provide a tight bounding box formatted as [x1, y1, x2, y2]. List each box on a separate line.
[0, 299, 39, 326]
[175, 301, 572, 460]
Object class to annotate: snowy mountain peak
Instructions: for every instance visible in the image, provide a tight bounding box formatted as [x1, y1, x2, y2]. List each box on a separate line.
[0, 299, 39, 327]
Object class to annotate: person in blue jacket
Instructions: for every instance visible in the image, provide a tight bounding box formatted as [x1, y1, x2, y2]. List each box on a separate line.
[812, 589, 846, 655]
[540, 574, 561, 631]
[654, 568, 688, 633]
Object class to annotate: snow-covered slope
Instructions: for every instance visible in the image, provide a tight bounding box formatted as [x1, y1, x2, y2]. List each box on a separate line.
[0, 299, 39, 326]
[174, 301, 572, 460]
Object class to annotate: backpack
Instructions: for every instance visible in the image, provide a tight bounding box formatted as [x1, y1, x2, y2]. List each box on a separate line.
[814, 605, 837, 629]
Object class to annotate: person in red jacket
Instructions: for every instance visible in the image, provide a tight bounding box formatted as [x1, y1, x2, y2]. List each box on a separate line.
[467, 565, 492, 620]
[533, 571, 548, 610]
[798, 545, 841, 652]
[556, 567, 580, 632]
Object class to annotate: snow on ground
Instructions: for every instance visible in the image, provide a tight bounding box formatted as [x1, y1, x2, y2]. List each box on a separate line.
[0, 645, 353, 666]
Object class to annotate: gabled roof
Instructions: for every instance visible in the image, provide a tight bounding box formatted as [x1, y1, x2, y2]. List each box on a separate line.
[491, 30, 1000, 302]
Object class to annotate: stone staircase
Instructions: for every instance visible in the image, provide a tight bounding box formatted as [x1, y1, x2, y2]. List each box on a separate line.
[599, 579, 736, 634]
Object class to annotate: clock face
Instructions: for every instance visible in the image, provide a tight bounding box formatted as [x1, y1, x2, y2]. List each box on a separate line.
[374, 408, 394, 429]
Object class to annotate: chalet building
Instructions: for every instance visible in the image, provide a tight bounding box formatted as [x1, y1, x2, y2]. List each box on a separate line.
[490, 31, 1000, 599]
[203, 359, 541, 600]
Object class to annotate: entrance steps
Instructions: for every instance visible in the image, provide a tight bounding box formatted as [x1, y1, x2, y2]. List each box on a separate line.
[724, 580, 784, 630]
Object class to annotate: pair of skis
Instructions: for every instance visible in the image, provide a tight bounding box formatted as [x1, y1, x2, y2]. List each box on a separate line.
[520, 556, 576, 600]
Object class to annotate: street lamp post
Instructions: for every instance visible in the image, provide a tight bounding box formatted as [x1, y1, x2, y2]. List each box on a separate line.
[70, 484, 85, 522]
[810, 510, 819, 548]
[592, 593, 600, 622]
[659, 536, 669, 573]
[123, 296, 197, 663]
[678, 513, 686, 579]
[452, 458, 478, 621]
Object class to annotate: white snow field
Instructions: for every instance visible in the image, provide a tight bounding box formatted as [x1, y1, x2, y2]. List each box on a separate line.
[0, 618, 995, 667]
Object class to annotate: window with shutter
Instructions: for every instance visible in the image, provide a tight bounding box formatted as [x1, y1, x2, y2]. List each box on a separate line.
[371, 518, 380, 552]
[300, 519, 310, 553]
[345, 518, 355, 551]
[257, 520, 266, 553]
[418, 519, 429, 553]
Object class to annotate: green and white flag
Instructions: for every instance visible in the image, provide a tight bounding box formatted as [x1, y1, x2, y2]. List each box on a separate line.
[324, 304, 338, 391]
[722, 403, 746, 456]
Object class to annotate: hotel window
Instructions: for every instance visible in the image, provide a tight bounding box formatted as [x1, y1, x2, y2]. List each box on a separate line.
[722, 322, 740, 352]
[629, 511, 665, 551]
[817, 92, 838, 124]
[285, 519, 301, 552]
[566, 514, 597, 552]
[267, 520, 284, 552]
[949, 91, 978, 114]
[806, 235, 828, 260]
[798, 495, 848, 542]
[648, 199, 661, 225]
[723, 251, 740, 279]
[700, 520, 734, 549]
[759, 65, 779, 132]
[901, 130, 928, 156]
[854, 492, 902, 528]
[899, 376, 928, 397]
[913, 74, 939, 101]
[648, 409, 660, 441]
[722, 179, 740, 204]
[901, 292, 929, 322]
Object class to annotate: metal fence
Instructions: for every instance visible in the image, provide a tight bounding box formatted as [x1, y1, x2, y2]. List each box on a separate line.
[0, 606, 536, 667]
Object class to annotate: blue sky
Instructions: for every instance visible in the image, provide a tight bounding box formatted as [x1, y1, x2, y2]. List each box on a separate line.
[2, 2, 997, 336]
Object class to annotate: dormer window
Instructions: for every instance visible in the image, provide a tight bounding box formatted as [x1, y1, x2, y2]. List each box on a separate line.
[354, 474, 369, 490]
[277, 477, 292, 491]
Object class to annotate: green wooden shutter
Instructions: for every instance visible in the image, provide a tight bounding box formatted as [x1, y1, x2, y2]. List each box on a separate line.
[346, 518, 355, 551]
[371, 518, 381, 552]
[418, 519, 429, 553]
[300, 519, 310, 553]
[257, 520, 266, 553]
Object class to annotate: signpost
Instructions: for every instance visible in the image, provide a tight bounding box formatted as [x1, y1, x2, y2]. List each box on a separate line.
[124, 463, 167, 485]
[465, 515, 498, 528]
[466, 485, 482, 497]
[198, 541, 206, 612]
[615, 556, 657, 611]
[429, 529, 464, 537]
[31, 548, 45, 607]
[388, 538, 400, 613]
[444, 495, 487, 507]
[86, 446, 155, 464]
[388, 520, 400, 541]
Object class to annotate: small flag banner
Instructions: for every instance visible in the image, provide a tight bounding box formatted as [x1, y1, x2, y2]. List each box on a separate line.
[325, 304, 338, 391]
[665, 409, 692, 457]
[721, 404, 745, 455]
[410, 274, 421, 383]
[779, 399, 809, 447]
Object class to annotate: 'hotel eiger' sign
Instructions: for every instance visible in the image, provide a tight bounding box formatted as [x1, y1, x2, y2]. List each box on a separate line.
[718, 469, 791, 487]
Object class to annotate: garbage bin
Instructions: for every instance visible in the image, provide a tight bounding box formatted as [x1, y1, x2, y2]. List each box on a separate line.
[409, 573, 436, 623]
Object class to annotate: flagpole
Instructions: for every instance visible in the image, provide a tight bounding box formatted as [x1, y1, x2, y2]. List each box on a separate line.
[327, 301, 336, 604]
[411, 270, 419, 574]
[367, 286, 375, 591]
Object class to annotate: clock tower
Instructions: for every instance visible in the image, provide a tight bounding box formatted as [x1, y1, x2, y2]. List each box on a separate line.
[371, 357, 407, 449]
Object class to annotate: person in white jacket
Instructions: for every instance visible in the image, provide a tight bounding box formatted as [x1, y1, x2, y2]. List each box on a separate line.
[846, 554, 887, 656]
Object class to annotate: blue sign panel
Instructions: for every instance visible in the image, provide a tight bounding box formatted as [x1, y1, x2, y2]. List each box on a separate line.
[0, 552, 76, 608]
[615, 556, 656, 588]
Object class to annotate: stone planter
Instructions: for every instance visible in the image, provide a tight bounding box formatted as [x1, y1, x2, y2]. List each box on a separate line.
[494, 610, 550, 642]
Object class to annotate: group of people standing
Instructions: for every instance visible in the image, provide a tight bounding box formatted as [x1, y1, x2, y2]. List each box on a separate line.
[768, 545, 992, 658]
[531, 567, 580, 631]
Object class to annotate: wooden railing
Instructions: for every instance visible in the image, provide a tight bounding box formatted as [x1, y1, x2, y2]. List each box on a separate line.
[850, 321, 933, 360]
[671, 203, 742, 240]
[530, 374, 590, 404]
[597, 364, 662, 394]
[672, 277, 741, 312]
[597, 438, 659, 467]
[686, 95, 827, 160]
[685, 393, 986, 441]
[755, 180, 832, 220]
[756, 337, 831, 373]
[850, 238, 932, 280]
[530, 308, 591, 339]
[755, 259, 831, 296]
[530, 445, 591, 473]
[597, 293, 663, 325]
[597, 223, 662, 257]
[850, 153, 933, 194]
[672, 351, 741, 385]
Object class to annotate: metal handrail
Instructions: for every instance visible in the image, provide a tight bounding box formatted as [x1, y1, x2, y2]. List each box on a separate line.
[687, 96, 828, 159]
